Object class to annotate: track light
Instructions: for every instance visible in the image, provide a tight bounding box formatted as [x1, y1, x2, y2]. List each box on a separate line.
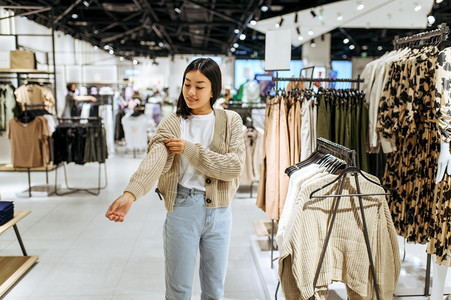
[311, 39, 316, 47]
[279, 17, 284, 27]
[294, 13, 298, 24]
[296, 27, 301, 35]
[310, 10, 317, 18]
[337, 13, 343, 21]
[174, 7, 181, 14]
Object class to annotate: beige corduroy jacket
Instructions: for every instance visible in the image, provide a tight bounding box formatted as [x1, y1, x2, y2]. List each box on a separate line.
[125, 108, 245, 212]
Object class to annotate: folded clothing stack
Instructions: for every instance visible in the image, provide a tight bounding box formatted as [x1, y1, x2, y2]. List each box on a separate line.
[0, 201, 14, 226]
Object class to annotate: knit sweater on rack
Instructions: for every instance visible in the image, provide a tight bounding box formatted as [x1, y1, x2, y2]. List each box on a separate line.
[279, 172, 400, 300]
[124, 108, 246, 212]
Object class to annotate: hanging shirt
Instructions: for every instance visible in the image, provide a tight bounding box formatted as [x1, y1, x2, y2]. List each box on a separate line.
[179, 111, 215, 190]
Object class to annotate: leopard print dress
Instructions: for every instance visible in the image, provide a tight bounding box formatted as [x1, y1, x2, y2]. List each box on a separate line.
[377, 46, 451, 266]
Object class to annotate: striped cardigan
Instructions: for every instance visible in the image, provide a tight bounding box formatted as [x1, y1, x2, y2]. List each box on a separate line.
[125, 108, 245, 211]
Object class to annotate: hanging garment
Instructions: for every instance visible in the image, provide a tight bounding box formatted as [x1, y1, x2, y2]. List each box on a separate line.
[0, 83, 17, 133]
[278, 172, 400, 300]
[121, 113, 150, 151]
[8, 116, 51, 168]
[14, 84, 55, 113]
[240, 127, 264, 186]
[376, 46, 451, 266]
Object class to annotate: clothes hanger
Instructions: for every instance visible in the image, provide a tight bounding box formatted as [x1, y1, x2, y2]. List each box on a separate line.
[309, 166, 391, 199]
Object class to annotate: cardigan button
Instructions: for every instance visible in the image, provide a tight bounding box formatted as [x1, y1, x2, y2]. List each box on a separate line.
[205, 178, 211, 184]
[206, 198, 212, 204]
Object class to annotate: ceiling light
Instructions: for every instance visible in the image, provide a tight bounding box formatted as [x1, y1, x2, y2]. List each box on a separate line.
[158, 42, 165, 47]
[109, 49, 114, 55]
[337, 14, 343, 21]
[234, 29, 240, 34]
[377, 45, 383, 51]
[308, 30, 314, 36]
[428, 15, 436, 25]
[71, 13, 78, 19]
[104, 45, 110, 50]
[120, 57, 124, 61]
[275, 23, 279, 28]
[296, 27, 301, 35]
[414, 4, 422, 11]
[343, 38, 349, 44]
[436, 0, 443, 3]
[231, 47, 236, 52]
[239, 34, 246, 40]
[310, 10, 317, 19]
[357, 2, 364, 10]
[311, 39, 316, 47]
[298, 36, 303, 41]
[349, 44, 355, 50]
[250, 20, 257, 25]
[261, 5, 268, 12]
[362, 45, 368, 50]
[233, 43, 239, 48]
[83, 1, 89, 7]
[93, 46, 98, 50]
[174, 7, 181, 14]
[133, 59, 138, 65]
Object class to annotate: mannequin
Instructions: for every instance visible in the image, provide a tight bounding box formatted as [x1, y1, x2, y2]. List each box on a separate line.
[432, 140, 451, 300]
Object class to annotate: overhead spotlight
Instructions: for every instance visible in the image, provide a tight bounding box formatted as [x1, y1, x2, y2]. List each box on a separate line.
[357, 2, 364, 10]
[298, 36, 303, 41]
[233, 43, 239, 48]
[83, 1, 90, 7]
[104, 45, 110, 50]
[343, 38, 349, 44]
[93, 45, 98, 50]
[311, 39, 316, 47]
[436, 0, 443, 3]
[310, 10, 317, 19]
[174, 7, 181, 14]
[109, 49, 114, 55]
[377, 45, 383, 51]
[275, 23, 279, 28]
[349, 44, 355, 50]
[337, 14, 343, 21]
[261, 5, 269, 12]
[234, 28, 240, 34]
[308, 30, 314, 36]
[231, 47, 236, 52]
[133, 59, 138, 65]
[250, 20, 257, 25]
[296, 27, 301, 35]
[414, 4, 422, 11]
[120, 56, 124, 61]
[278, 17, 284, 27]
[362, 45, 368, 50]
[239, 34, 246, 40]
[71, 13, 78, 19]
[294, 13, 298, 23]
[428, 15, 436, 25]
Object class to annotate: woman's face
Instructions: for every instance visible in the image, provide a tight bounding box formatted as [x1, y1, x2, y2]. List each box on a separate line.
[182, 70, 213, 115]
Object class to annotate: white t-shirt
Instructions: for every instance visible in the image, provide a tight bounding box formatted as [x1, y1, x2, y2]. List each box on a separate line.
[179, 111, 215, 190]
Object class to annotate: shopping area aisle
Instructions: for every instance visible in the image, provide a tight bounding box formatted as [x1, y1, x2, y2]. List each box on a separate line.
[0, 153, 267, 300]
[1, 152, 450, 299]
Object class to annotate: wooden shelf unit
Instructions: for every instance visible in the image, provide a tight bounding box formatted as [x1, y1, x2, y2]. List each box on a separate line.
[0, 210, 38, 297]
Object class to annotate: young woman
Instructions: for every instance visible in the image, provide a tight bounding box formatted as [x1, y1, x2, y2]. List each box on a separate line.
[106, 58, 245, 299]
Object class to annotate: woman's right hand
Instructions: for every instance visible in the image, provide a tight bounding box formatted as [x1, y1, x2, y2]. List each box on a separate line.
[105, 192, 135, 222]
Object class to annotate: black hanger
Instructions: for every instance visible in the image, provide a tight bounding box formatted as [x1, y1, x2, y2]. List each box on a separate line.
[309, 166, 391, 199]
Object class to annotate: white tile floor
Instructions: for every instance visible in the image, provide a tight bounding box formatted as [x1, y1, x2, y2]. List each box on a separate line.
[0, 151, 450, 300]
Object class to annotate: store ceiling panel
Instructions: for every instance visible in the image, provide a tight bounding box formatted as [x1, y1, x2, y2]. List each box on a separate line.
[0, 0, 450, 60]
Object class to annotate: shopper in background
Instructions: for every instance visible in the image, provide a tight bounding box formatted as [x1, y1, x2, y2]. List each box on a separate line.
[63, 83, 96, 117]
[106, 58, 245, 300]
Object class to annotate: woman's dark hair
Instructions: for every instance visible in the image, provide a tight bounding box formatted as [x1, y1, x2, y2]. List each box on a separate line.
[66, 83, 74, 91]
[176, 58, 222, 118]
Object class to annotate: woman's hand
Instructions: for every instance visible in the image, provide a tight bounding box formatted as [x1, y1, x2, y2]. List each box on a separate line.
[105, 192, 135, 222]
[164, 138, 186, 154]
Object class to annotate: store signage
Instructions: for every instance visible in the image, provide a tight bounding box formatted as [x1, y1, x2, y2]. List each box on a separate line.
[125, 69, 141, 76]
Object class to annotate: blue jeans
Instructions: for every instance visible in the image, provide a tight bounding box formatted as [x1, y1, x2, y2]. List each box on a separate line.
[163, 184, 232, 300]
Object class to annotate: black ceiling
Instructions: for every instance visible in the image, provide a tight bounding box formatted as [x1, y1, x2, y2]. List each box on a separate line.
[1, 0, 451, 60]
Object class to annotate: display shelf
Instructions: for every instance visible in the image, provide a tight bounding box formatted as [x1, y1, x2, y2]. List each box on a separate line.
[0, 210, 38, 297]
[0, 68, 53, 74]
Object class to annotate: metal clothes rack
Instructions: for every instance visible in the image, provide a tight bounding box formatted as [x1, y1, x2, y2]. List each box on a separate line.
[393, 23, 450, 50]
[54, 117, 108, 196]
[391, 24, 449, 298]
[267, 75, 365, 270]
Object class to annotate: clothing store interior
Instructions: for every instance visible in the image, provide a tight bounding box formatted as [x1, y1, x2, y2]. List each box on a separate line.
[0, 0, 451, 299]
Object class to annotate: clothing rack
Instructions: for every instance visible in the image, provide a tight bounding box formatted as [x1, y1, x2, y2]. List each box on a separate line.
[309, 138, 384, 300]
[54, 116, 108, 196]
[272, 75, 364, 90]
[393, 23, 449, 50]
[391, 25, 448, 297]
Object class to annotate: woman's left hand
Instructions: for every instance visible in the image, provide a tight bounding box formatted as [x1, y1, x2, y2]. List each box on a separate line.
[164, 138, 186, 154]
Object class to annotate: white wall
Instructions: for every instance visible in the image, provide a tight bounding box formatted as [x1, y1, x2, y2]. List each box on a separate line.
[302, 33, 331, 71]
